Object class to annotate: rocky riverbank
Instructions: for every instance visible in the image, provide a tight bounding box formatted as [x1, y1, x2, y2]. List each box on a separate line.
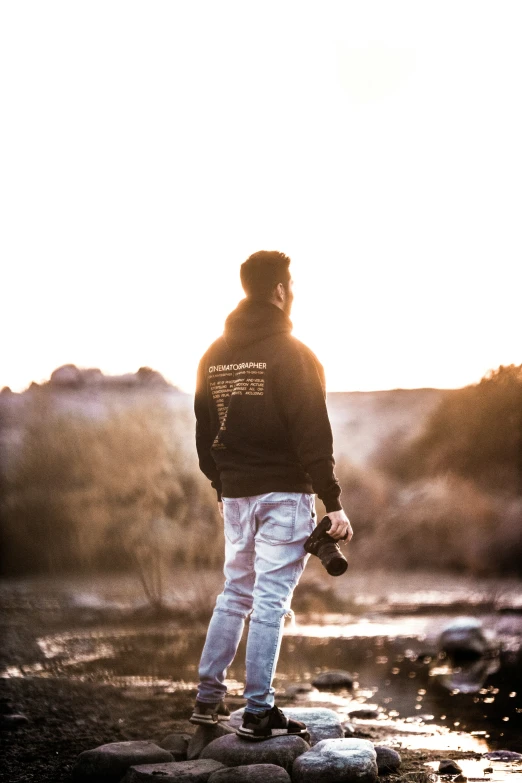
[1, 573, 522, 782]
[2, 676, 512, 783]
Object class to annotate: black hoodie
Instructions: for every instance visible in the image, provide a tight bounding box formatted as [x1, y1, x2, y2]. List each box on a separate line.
[194, 299, 342, 512]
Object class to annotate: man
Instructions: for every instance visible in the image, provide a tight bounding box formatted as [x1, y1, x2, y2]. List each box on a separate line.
[191, 251, 353, 741]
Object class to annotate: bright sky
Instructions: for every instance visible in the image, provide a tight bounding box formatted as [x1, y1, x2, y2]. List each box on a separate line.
[1, 1, 521, 394]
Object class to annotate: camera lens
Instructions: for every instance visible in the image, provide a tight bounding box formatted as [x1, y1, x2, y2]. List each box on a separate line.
[319, 542, 348, 576]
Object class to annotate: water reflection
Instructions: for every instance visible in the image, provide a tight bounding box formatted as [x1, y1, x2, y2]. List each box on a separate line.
[1, 616, 521, 753]
[426, 757, 522, 782]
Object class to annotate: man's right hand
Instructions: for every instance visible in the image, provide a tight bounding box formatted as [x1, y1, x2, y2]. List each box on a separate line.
[326, 509, 353, 541]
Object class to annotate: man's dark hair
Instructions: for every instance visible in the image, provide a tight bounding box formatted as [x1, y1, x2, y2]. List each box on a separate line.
[240, 251, 291, 300]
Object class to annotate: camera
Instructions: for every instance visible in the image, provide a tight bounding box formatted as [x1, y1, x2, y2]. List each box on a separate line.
[304, 516, 349, 576]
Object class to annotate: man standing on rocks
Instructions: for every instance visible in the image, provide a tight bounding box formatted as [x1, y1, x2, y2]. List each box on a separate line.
[191, 251, 353, 740]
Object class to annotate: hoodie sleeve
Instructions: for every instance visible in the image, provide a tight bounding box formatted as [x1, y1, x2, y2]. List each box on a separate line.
[274, 343, 342, 513]
[194, 355, 222, 501]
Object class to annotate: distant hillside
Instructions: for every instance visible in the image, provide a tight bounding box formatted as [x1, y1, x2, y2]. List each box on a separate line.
[1, 368, 456, 475]
[327, 388, 455, 466]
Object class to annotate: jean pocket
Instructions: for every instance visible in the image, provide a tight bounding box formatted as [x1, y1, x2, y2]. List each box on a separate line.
[223, 500, 242, 544]
[257, 500, 297, 545]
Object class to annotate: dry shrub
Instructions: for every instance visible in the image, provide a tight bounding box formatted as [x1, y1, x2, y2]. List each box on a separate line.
[0, 391, 223, 576]
[378, 364, 522, 495]
[349, 474, 519, 575]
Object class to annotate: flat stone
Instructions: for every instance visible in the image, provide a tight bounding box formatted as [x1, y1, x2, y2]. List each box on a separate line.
[438, 759, 463, 775]
[228, 707, 343, 745]
[484, 751, 522, 761]
[292, 738, 378, 783]
[159, 733, 192, 760]
[187, 723, 236, 760]
[375, 746, 401, 774]
[311, 670, 354, 690]
[122, 760, 225, 782]
[73, 740, 173, 782]
[348, 709, 381, 720]
[208, 763, 291, 782]
[201, 733, 309, 773]
[285, 683, 317, 697]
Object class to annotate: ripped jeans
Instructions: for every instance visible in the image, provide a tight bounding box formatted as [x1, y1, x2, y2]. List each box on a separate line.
[197, 492, 315, 714]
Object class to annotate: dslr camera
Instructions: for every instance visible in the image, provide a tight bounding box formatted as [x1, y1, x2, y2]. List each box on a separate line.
[304, 516, 349, 576]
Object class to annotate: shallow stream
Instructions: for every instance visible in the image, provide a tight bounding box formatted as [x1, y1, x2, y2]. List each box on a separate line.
[3, 610, 522, 756]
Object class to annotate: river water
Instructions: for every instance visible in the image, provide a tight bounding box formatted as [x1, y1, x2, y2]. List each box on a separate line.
[1, 573, 522, 762]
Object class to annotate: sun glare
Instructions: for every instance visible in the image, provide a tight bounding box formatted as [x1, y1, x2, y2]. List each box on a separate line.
[1, 2, 521, 393]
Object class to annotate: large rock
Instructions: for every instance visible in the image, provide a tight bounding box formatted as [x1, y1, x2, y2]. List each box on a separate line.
[292, 738, 378, 783]
[72, 740, 173, 782]
[438, 618, 489, 658]
[228, 708, 343, 745]
[201, 733, 309, 773]
[375, 746, 401, 774]
[312, 670, 354, 690]
[188, 723, 236, 760]
[208, 764, 291, 782]
[122, 760, 225, 782]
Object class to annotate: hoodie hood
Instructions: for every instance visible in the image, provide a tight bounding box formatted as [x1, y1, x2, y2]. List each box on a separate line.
[223, 298, 292, 349]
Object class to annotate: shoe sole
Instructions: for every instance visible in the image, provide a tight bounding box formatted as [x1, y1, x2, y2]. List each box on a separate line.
[189, 714, 231, 726]
[236, 727, 309, 742]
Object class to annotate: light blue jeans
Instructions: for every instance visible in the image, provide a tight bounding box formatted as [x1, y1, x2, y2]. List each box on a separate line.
[197, 492, 316, 713]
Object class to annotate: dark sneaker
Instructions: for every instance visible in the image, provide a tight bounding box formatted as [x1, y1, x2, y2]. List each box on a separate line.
[236, 705, 308, 741]
[189, 700, 231, 725]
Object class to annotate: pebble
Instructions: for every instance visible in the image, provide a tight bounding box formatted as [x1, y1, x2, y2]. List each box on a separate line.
[285, 683, 317, 697]
[438, 759, 463, 775]
[311, 670, 354, 690]
[348, 709, 381, 720]
[374, 745, 401, 774]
